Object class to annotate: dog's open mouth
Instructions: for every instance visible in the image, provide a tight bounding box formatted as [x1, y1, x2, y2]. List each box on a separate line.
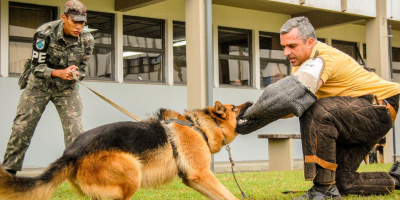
[237, 117, 257, 126]
[236, 101, 259, 134]
[236, 102, 253, 120]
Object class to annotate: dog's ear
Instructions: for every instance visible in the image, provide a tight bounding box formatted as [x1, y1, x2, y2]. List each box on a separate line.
[214, 101, 227, 118]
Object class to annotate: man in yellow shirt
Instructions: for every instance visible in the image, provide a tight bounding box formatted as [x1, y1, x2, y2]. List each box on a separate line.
[236, 17, 400, 199]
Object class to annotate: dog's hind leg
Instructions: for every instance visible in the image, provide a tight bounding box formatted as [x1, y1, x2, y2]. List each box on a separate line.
[182, 169, 239, 200]
[75, 151, 142, 200]
[378, 147, 384, 163]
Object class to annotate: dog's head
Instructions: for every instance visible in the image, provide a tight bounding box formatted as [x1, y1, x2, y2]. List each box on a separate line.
[211, 101, 253, 133]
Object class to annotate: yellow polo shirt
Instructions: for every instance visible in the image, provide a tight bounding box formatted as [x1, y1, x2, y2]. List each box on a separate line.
[292, 42, 400, 100]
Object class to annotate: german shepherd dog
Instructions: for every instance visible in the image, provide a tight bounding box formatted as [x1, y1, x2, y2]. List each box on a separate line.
[364, 136, 386, 165]
[0, 101, 252, 200]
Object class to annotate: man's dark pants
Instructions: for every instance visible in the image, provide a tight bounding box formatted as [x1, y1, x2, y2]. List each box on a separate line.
[300, 94, 397, 195]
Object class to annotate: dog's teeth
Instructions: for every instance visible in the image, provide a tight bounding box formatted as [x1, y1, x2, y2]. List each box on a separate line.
[238, 119, 247, 123]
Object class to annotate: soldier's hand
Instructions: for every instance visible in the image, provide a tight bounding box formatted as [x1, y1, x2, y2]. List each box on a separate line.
[51, 65, 79, 80]
[68, 65, 80, 80]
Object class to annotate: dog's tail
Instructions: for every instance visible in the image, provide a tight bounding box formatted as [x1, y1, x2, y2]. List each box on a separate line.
[0, 158, 73, 200]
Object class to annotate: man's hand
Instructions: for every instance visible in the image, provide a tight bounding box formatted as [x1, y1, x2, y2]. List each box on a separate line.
[51, 65, 79, 80]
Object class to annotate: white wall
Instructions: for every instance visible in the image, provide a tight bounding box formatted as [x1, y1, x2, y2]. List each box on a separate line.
[387, 0, 400, 21]
[270, 0, 376, 17]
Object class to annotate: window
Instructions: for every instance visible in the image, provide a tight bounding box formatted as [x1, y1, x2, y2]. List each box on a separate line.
[393, 47, 400, 63]
[317, 38, 326, 43]
[123, 16, 165, 82]
[259, 32, 290, 88]
[392, 47, 400, 83]
[9, 2, 57, 76]
[218, 27, 252, 86]
[363, 43, 367, 59]
[86, 11, 115, 80]
[332, 40, 365, 66]
[173, 21, 186, 84]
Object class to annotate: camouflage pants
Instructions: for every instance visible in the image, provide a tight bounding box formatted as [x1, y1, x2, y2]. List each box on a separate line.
[3, 83, 83, 171]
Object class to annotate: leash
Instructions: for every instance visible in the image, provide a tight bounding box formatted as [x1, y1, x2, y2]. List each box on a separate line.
[223, 139, 250, 200]
[72, 71, 142, 122]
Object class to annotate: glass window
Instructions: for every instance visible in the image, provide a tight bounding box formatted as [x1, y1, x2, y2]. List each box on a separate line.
[317, 38, 326, 43]
[9, 2, 57, 76]
[123, 16, 165, 82]
[393, 47, 400, 83]
[86, 11, 115, 80]
[259, 32, 290, 88]
[332, 40, 365, 66]
[363, 43, 367, 59]
[218, 27, 252, 86]
[393, 47, 400, 63]
[173, 21, 186, 84]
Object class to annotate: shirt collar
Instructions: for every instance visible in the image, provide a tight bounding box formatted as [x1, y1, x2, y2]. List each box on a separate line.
[310, 41, 322, 58]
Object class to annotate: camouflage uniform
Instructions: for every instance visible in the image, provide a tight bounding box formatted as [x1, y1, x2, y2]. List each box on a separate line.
[3, 11, 94, 171]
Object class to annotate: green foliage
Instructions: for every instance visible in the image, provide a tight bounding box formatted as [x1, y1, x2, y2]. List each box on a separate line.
[51, 163, 400, 200]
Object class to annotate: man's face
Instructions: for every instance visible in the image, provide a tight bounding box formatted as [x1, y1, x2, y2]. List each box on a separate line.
[280, 27, 314, 66]
[62, 14, 85, 37]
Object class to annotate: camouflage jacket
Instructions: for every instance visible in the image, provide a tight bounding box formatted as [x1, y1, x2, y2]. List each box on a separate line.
[28, 20, 94, 91]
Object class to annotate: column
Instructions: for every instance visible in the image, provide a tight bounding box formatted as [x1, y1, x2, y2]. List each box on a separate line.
[366, 0, 393, 163]
[185, 0, 207, 109]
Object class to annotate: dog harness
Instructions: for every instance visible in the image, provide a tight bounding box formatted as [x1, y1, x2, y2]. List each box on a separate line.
[161, 119, 211, 179]
[164, 119, 209, 146]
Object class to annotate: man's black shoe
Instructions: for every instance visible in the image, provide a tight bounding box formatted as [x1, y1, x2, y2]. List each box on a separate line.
[389, 161, 400, 190]
[294, 183, 341, 200]
[6, 169, 17, 175]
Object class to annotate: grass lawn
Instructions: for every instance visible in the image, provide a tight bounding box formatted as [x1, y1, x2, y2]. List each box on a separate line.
[51, 163, 400, 200]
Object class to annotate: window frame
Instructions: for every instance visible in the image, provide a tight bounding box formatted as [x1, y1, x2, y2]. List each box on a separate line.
[8, 2, 58, 77]
[84, 11, 116, 80]
[259, 32, 291, 71]
[218, 26, 253, 86]
[122, 15, 166, 83]
[332, 40, 365, 66]
[392, 47, 400, 74]
[173, 21, 187, 84]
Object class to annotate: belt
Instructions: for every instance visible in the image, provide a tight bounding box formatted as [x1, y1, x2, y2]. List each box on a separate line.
[376, 97, 397, 122]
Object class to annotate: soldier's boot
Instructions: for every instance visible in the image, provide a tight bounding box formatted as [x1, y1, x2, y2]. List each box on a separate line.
[6, 169, 17, 175]
[293, 50, 325, 94]
[295, 183, 341, 200]
[389, 161, 400, 189]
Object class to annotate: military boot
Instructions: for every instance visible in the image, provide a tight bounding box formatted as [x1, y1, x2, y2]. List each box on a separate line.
[295, 183, 341, 200]
[389, 161, 400, 189]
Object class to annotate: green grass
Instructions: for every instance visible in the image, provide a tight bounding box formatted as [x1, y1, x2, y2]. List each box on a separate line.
[51, 163, 400, 199]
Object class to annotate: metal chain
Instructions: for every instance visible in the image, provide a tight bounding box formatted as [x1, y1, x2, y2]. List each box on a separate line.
[224, 140, 250, 200]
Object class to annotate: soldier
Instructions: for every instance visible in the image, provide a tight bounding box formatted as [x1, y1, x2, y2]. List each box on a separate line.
[236, 16, 400, 199]
[2, 0, 94, 175]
